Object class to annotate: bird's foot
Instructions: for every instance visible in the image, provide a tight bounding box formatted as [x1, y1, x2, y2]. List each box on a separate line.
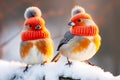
[65, 61, 72, 67]
[23, 64, 29, 72]
[65, 57, 72, 67]
[85, 60, 96, 66]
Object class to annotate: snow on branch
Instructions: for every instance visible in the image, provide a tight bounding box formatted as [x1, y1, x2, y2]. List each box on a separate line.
[0, 60, 119, 80]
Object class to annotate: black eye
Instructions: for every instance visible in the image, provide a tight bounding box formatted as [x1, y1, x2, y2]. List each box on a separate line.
[26, 24, 32, 29]
[78, 19, 81, 22]
[35, 24, 41, 29]
[29, 24, 32, 27]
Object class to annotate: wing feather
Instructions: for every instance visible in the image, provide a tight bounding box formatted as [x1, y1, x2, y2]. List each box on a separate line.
[57, 31, 74, 51]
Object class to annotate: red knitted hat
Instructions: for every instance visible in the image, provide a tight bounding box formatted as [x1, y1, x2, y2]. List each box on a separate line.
[70, 25, 99, 36]
[21, 17, 50, 41]
[70, 8, 99, 36]
[21, 30, 49, 41]
[21, 7, 49, 41]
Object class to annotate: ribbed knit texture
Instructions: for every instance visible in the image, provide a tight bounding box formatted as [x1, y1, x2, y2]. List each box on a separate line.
[21, 30, 49, 41]
[70, 26, 98, 36]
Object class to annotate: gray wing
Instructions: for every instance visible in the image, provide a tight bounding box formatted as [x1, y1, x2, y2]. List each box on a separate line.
[57, 31, 74, 51]
[51, 31, 74, 62]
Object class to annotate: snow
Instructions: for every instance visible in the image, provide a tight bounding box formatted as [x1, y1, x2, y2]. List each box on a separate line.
[0, 60, 23, 80]
[0, 60, 119, 80]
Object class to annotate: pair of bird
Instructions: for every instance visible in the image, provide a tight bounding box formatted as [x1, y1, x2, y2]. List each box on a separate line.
[20, 6, 101, 72]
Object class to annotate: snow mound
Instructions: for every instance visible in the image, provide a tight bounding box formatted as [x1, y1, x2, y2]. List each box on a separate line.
[0, 60, 119, 80]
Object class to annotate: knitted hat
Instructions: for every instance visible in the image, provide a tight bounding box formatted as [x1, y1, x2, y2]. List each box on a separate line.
[70, 25, 98, 36]
[21, 30, 49, 41]
[21, 7, 49, 41]
[70, 6, 98, 36]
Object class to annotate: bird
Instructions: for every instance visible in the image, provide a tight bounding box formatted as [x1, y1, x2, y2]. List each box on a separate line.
[20, 6, 54, 72]
[51, 6, 101, 66]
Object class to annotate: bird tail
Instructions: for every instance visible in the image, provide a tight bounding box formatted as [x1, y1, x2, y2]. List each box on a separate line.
[51, 52, 61, 62]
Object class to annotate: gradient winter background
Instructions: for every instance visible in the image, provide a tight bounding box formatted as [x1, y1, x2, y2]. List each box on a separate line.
[0, 0, 120, 76]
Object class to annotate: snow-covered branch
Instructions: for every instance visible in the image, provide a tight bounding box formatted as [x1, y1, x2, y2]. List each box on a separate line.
[0, 60, 119, 80]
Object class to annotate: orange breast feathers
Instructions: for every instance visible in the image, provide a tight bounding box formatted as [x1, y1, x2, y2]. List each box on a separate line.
[71, 35, 101, 54]
[20, 39, 53, 59]
[35, 39, 53, 57]
[20, 41, 33, 58]
[71, 38, 91, 53]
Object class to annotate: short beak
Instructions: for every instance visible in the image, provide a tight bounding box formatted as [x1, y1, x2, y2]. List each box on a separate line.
[68, 21, 75, 26]
[35, 24, 41, 29]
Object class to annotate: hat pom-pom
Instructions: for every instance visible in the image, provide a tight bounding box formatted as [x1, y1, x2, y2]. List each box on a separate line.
[71, 6, 85, 16]
[24, 6, 42, 19]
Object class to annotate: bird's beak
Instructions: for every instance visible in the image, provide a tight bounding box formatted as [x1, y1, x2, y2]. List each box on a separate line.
[35, 24, 41, 29]
[68, 21, 75, 26]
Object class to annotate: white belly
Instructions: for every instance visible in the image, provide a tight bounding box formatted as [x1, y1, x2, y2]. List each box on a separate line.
[60, 36, 96, 61]
[21, 38, 53, 65]
[23, 45, 45, 65]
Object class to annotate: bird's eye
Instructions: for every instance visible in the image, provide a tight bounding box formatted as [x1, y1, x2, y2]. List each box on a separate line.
[35, 24, 41, 29]
[25, 24, 32, 30]
[29, 24, 32, 27]
[26, 24, 32, 28]
[78, 19, 82, 22]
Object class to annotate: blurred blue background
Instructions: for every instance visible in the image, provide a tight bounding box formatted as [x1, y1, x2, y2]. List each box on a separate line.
[0, 0, 120, 76]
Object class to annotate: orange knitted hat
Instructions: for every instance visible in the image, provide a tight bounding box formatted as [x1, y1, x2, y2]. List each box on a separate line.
[21, 7, 49, 41]
[70, 25, 98, 36]
[21, 30, 49, 41]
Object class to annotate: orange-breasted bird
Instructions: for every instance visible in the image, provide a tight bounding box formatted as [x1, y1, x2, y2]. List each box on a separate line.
[20, 7, 53, 71]
[52, 6, 101, 65]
